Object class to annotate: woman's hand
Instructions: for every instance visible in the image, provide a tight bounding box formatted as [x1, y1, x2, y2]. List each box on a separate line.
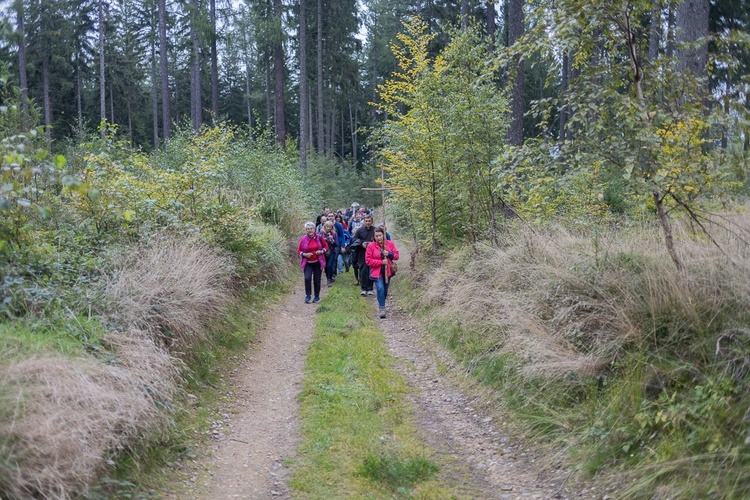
[382, 259, 388, 265]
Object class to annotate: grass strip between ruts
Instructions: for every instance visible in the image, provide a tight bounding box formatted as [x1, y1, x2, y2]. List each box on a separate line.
[290, 284, 447, 498]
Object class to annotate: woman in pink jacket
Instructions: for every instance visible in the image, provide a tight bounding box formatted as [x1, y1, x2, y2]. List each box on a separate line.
[365, 226, 399, 318]
[297, 221, 329, 303]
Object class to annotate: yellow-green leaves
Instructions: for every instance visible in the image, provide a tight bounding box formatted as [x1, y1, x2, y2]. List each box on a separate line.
[374, 20, 510, 252]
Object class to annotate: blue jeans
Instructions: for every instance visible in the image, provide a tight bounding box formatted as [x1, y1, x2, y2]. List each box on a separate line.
[325, 249, 339, 279]
[373, 275, 390, 307]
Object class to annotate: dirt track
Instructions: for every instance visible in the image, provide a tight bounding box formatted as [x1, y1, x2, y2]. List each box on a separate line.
[162, 268, 606, 498]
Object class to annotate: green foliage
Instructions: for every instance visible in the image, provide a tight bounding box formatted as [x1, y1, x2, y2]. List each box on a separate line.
[512, 0, 747, 240]
[374, 19, 510, 253]
[304, 152, 382, 211]
[0, 70, 61, 252]
[222, 128, 312, 234]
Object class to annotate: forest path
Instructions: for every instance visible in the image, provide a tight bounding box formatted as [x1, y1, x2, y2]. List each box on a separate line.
[199, 285, 315, 499]
[163, 264, 603, 498]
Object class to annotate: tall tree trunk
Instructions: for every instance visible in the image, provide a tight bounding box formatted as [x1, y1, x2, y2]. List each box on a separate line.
[666, 0, 676, 58]
[265, 50, 272, 125]
[273, 0, 285, 146]
[190, 0, 202, 132]
[172, 50, 180, 123]
[99, 0, 106, 136]
[159, 0, 170, 139]
[648, 0, 662, 62]
[246, 60, 253, 128]
[299, 0, 309, 171]
[341, 107, 345, 161]
[675, 0, 709, 77]
[317, 0, 324, 153]
[559, 51, 569, 141]
[507, 0, 525, 146]
[242, 29, 253, 127]
[15, 1, 29, 128]
[210, 0, 219, 122]
[308, 86, 314, 147]
[486, 0, 496, 47]
[76, 57, 83, 133]
[151, 34, 159, 149]
[502, 0, 509, 47]
[349, 102, 357, 165]
[42, 57, 51, 149]
[299, 0, 309, 172]
[109, 79, 114, 126]
[328, 101, 334, 156]
[127, 99, 133, 146]
[461, 0, 469, 28]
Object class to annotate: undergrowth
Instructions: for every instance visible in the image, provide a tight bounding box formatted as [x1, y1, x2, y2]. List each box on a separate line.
[0, 121, 299, 497]
[403, 212, 750, 497]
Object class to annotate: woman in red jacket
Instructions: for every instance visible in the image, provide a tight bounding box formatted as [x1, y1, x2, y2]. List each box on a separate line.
[297, 221, 329, 303]
[365, 226, 399, 318]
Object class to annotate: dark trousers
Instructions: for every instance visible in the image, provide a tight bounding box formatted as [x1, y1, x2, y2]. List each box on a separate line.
[303, 262, 322, 298]
[325, 250, 339, 279]
[360, 264, 372, 291]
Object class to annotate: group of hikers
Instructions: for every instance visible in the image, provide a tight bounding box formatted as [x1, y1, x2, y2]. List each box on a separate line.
[297, 203, 399, 319]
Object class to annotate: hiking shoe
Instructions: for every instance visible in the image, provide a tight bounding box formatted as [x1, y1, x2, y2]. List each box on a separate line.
[360, 290, 366, 296]
[312, 296, 320, 303]
[367, 290, 374, 296]
[304, 295, 311, 304]
[327, 279, 333, 287]
[379, 307, 386, 319]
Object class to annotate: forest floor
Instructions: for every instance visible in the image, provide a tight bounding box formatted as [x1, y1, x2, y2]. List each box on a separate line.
[159, 273, 616, 499]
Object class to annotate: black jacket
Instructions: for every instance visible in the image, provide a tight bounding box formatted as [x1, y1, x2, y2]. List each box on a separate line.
[353, 225, 375, 267]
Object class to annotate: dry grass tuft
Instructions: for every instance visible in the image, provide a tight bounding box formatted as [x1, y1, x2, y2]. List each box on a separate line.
[106, 238, 235, 349]
[420, 212, 750, 381]
[0, 331, 181, 499]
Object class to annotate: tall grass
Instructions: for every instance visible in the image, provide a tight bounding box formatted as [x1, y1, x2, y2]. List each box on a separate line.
[0, 237, 238, 498]
[0, 332, 181, 498]
[105, 239, 234, 350]
[410, 210, 750, 496]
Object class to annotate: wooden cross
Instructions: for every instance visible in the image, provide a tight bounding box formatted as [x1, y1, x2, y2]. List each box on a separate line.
[362, 165, 395, 283]
[361, 163, 393, 231]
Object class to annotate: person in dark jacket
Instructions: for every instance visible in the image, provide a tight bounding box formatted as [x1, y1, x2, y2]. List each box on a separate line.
[352, 214, 375, 296]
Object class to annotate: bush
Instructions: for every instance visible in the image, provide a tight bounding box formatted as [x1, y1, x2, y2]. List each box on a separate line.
[0, 332, 181, 498]
[105, 239, 234, 349]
